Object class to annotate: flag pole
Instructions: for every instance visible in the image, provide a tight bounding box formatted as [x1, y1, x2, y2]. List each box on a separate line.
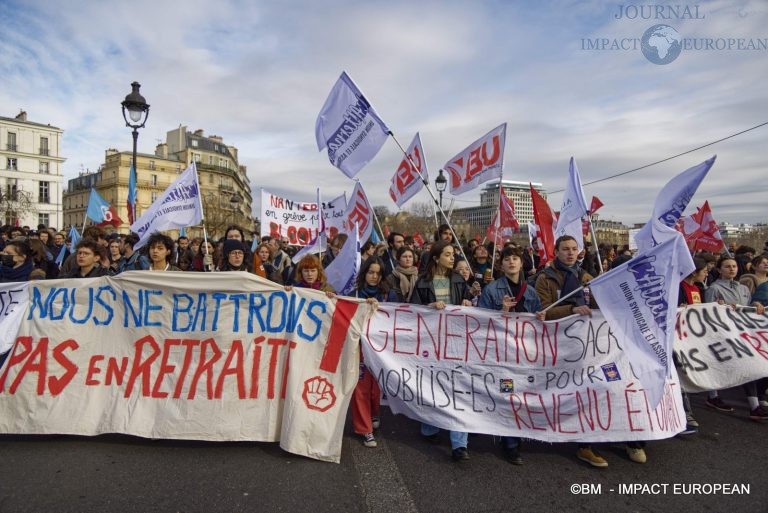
[588, 214, 604, 275]
[489, 175, 505, 277]
[82, 188, 91, 233]
[539, 285, 586, 314]
[192, 162, 213, 271]
[363, 180, 396, 272]
[387, 131, 471, 272]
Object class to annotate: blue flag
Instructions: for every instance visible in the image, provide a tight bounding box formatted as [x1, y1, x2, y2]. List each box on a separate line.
[56, 226, 81, 266]
[86, 188, 111, 224]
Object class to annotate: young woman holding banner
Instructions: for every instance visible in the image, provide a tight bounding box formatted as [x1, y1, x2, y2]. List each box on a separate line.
[292, 254, 335, 294]
[410, 240, 473, 462]
[352, 257, 397, 448]
[704, 256, 767, 420]
[478, 246, 541, 465]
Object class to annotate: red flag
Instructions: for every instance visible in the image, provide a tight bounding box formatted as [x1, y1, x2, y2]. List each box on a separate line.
[582, 219, 591, 238]
[412, 231, 424, 247]
[486, 187, 519, 245]
[383, 224, 391, 238]
[97, 205, 124, 228]
[691, 201, 724, 252]
[530, 184, 555, 266]
[588, 196, 604, 215]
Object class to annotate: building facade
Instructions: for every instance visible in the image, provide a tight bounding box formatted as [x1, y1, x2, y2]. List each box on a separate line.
[64, 126, 252, 238]
[451, 181, 547, 237]
[0, 111, 65, 228]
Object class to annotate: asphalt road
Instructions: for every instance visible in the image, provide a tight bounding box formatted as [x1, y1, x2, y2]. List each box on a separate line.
[1, 388, 766, 513]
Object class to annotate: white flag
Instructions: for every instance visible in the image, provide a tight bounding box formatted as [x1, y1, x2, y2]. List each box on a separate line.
[634, 156, 716, 253]
[292, 188, 327, 263]
[326, 223, 361, 295]
[130, 163, 203, 250]
[389, 133, 429, 208]
[341, 181, 373, 243]
[589, 234, 694, 409]
[444, 123, 506, 195]
[315, 71, 390, 178]
[554, 157, 589, 251]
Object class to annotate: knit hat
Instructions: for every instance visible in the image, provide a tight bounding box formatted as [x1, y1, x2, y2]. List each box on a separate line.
[223, 239, 246, 256]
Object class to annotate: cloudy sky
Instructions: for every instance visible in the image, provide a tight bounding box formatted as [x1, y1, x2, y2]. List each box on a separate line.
[1, 0, 766, 227]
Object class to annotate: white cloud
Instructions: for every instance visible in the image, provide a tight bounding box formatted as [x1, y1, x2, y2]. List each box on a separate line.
[1, 0, 765, 229]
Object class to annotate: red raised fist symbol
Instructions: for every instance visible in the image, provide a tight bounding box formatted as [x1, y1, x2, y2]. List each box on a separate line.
[302, 376, 337, 412]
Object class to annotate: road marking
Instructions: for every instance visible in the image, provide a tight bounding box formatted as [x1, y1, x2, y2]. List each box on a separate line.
[349, 433, 418, 513]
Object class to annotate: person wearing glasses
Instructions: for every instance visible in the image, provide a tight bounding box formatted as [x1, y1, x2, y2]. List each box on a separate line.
[63, 240, 109, 279]
[219, 240, 252, 272]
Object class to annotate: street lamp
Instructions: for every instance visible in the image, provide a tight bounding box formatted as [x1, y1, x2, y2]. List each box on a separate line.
[230, 192, 243, 224]
[435, 169, 448, 209]
[121, 81, 150, 187]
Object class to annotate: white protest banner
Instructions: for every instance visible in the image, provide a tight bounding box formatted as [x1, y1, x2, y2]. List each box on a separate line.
[362, 304, 686, 442]
[341, 181, 373, 243]
[444, 123, 506, 195]
[0, 273, 372, 463]
[389, 133, 429, 208]
[291, 188, 328, 264]
[130, 163, 203, 250]
[554, 157, 589, 251]
[260, 189, 346, 246]
[674, 303, 768, 392]
[315, 71, 390, 178]
[634, 156, 716, 253]
[590, 234, 694, 409]
[0, 282, 29, 354]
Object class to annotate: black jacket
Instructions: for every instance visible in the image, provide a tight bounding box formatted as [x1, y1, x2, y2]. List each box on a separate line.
[410, 273, 472, 306]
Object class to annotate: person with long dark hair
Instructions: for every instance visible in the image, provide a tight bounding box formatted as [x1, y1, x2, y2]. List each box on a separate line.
[410, 240, 473, 462]
[351, 257, 396, 448]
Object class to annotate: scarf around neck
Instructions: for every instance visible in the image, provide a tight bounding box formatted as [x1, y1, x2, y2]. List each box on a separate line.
[394, 265, 418, 299]
[554, 258, 585, 307]
[0, 260, 33, 282]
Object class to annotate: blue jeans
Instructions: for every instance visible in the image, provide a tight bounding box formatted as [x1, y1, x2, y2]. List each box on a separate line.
[421, 423, 468, 450]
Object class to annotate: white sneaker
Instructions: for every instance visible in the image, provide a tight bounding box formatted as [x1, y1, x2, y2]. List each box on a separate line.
[363, 433, 377, 448]
[371, 417, 381, 430]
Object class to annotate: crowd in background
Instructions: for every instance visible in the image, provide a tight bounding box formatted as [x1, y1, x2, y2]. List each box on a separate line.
[1, 221, 767, 467]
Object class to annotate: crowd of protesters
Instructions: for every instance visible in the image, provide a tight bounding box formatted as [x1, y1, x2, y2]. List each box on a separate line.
[1, 221, 767, 468]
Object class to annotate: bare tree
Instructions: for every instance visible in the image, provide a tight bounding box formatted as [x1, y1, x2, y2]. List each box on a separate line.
[0, 189, 37, 226]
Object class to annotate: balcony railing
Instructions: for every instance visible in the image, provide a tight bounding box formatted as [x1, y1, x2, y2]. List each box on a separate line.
[39, 148, 50, 156]
[6, 144, 17, 152]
